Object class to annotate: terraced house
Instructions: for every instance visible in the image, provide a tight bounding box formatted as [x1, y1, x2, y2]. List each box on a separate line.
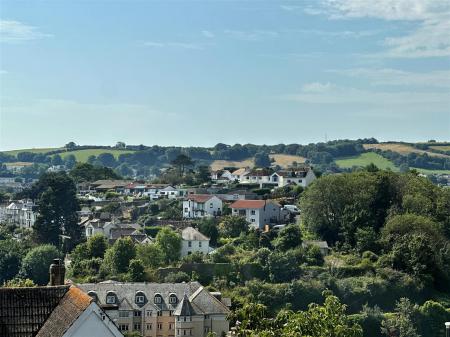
[77, 281, 230, 337]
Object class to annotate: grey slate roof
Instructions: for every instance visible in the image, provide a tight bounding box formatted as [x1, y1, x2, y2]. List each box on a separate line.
[174, 294, 197, 316]
[181, 227, 209, 241]
[77, 281, 229, 315]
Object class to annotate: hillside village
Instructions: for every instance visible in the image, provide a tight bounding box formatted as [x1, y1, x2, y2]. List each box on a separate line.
[0, 141, 449, 337]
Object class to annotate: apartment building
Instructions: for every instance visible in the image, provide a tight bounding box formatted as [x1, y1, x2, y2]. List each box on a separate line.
[77, 281, 230, 337]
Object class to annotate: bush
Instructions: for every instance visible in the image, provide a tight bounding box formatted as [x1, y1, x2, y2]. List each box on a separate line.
[164, 271, 190, 283]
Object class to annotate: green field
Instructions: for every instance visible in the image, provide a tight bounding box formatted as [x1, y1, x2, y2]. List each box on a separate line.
[430, 145, 450, 151]
[335, 152, 399, 171]
[412, 167, 450, 175]
[60, 149, 135, 162]
[2, 147, 61, 156]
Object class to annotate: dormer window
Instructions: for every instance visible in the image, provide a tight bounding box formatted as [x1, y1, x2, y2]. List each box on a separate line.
[154, 294, 162, 304]
[169, 294, 178, 304]
[87, 291, 97, 301]
[106, 292, 116, 304]
[136, 291, 146, 304]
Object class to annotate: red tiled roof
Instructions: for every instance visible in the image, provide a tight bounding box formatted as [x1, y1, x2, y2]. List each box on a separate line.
[36, 286, 92, 337]
[185, 194, 215, 203]
[230, 200, 267, 209]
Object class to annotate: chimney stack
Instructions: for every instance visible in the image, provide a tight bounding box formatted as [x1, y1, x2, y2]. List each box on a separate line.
[49, 258, 65, 286]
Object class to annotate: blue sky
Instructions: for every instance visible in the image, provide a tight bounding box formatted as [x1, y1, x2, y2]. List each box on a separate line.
[0, 0, 449, 150]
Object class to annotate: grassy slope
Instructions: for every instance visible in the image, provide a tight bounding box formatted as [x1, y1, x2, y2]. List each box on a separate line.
[210, 154, 306, 170]
[60, 149, 134, 162]
[412, 168, 450, 175]
[430, 145, 450, 151]
[363, 143, 449, 158]
[2, 147, 62, 156]
[335, 152, 399, 171]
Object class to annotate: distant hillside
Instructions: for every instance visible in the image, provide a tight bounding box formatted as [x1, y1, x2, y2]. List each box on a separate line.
[1, 139, 449, 178]
[210, 154, 306, 170]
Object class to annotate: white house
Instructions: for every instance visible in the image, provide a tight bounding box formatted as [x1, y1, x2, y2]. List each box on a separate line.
[183, 194, 223, 219]
[230, 199, 282, 229]
[0, 200, 37, 229]
[230, 168, 250, 181]
[181, 227, 213, 257]
[271, 167, 316, 188]
[238, 168, 277, 187]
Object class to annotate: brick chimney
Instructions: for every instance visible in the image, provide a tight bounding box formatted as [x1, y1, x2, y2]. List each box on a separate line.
[49, 258, 65, 286]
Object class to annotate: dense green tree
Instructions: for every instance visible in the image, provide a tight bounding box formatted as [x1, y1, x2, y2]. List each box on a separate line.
[136, 243, 164, 268]
[155, 227, 181, 263]
[196, 218, 219, 246]
[280, 292, 363, 337]
[64, 154, 77, 169]
[20, 245, 61, 285]
[254, 152, 271, 167]
[274, 224, 302, 251]
[381, 298, 420, 337]
[97, 153, 117, 167]
[69, 162, 121, 182]
[0, 238, 24, 284]
[104, 237, 136, 274]
[51, 154, 63, 166]
[128, 259, 145, 281]
[218, 215, 248, 238]
[381, 214, 450, 284]
[170, 154, 193, 175]
[163, 271, 190, 283]
[86, 233, 108, 258]
[30, 172, 81, 251]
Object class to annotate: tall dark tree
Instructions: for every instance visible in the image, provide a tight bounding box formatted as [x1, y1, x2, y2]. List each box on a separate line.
[171, 154, 194, 175]
[31, 172, 81, 252]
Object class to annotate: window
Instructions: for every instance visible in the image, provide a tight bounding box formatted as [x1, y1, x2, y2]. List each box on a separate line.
[251, 219, 255, 222]
[209, 203, 213, 208]
[158, 323, 163, 330]
[169, 294, 178, 304]
[119, 311, 129, 317]
[157, 311, 163, 316]
[184, 207, 188, 212]
[198, 241, 202, 247]
[169, 323, 174, 330]
[146, 310, 152, 317]
[106, 295, 115, 304]
[134, 310, 142, 317]
[119, 324, 129, 331]
[188, 241, 192, 247]
[146, 324, 152, 330]
[134, 323, 141, 330]
[136, 295, 145, 304]
[154, 294, 162, 304]
[251, 210, 256, 215]
[87, 227, 93, 236]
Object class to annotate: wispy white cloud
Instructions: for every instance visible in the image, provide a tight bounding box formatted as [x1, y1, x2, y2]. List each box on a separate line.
[287, 28, 379, 39]
[201, 30, 215, 38]
[142, 41, 203, 50]
[328, 68, 450, 88]
[307, 0, 450, 58]
[224, 29, 279, 41]
[301, 82, 333, 93]
[282, 82, 450, 108]
[0, 70, 8, 75]
[0, 20, 52, 43]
